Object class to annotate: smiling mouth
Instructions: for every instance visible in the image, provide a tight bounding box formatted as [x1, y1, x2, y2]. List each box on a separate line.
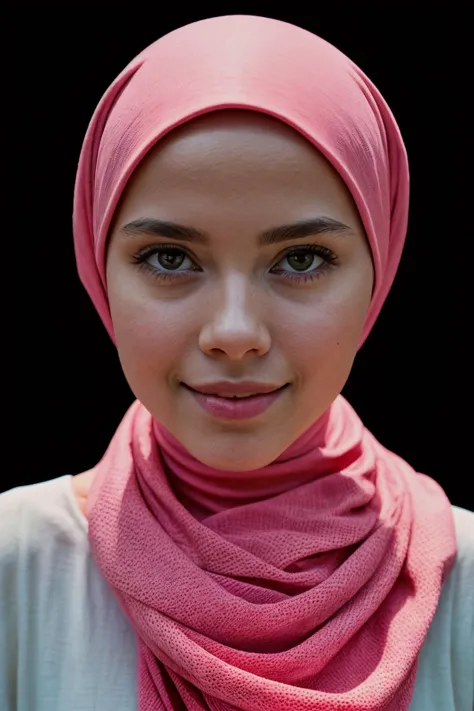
[182, 384, 289, 399]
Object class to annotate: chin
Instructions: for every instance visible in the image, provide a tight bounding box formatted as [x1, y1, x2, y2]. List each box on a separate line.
[184, 437, 284, 472]
[163, 414, 299, 471]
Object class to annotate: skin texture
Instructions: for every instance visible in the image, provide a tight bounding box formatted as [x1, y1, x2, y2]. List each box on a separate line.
[73, 110, 374, 512]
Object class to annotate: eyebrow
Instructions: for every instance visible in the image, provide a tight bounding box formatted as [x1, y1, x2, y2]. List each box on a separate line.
[120, 215, 354, 246]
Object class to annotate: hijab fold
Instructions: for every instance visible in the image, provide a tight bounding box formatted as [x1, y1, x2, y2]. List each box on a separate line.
[74, 15, 456, 711]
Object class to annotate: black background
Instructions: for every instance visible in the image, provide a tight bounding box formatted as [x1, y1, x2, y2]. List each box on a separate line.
[14, 7, 472, 510]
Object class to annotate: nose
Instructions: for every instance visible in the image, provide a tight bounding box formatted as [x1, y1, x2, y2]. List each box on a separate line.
[198, 274, 271, 360]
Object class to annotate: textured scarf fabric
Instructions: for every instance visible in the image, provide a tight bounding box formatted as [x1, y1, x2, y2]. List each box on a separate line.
[74, 15, 457, 710]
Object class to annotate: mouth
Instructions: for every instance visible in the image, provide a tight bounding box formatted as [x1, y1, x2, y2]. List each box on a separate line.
[181, 382, 289, 420]
[182, 382, 289, 398]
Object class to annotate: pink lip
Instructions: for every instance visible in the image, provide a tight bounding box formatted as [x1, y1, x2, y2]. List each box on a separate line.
[182, 382, 288, 420]
[186, 381, 284, 396]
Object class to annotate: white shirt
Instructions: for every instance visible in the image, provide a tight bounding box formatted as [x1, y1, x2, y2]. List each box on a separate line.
[1, 475, 473, 710]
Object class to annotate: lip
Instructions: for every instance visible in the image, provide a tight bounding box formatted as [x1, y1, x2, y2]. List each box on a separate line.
[182, 382, 289, 420]
[184, 381, 285, 396]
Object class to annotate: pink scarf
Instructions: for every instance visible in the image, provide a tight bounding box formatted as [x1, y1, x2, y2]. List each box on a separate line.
[74, 16, 456, 711]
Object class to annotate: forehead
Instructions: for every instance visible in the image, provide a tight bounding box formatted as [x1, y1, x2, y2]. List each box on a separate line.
[155, 110, 312, 164]
[122, 110, 353, 207]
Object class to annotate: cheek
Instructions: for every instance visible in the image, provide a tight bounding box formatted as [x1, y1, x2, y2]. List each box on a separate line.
[108, 280, 196, 386]
[278, 288, 370, 384]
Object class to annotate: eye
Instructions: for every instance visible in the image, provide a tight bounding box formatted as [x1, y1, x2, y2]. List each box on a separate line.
[270, 245, 338, 284]
[146, 246, 195, 272]
[131, 244, 201, 283]
[279, 248, 325, 273]
[273, 245, 335, 274]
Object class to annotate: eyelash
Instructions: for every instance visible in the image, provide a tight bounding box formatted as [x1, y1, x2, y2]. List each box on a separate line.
[131, 243, 338, 285]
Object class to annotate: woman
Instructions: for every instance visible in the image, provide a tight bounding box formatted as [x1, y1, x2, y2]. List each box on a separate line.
[1, 14, 473, 711]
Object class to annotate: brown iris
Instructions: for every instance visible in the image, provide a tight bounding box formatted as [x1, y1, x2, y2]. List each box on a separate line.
[158, 248, 186, 270]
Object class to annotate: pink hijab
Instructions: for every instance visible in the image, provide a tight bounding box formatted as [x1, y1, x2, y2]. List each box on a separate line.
[74, 15, 456, 711]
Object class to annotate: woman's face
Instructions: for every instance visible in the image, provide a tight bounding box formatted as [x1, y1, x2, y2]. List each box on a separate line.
[106, 111, 374, 470]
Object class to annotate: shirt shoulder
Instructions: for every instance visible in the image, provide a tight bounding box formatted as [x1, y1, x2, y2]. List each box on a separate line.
[0, 477, 136, 711]
[451, 505, 474, 563]
[0, 475, 87, 551]
[411, 505, 474, 711]
[0, 476, 88, 711]
[449, 505, 474, 623]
